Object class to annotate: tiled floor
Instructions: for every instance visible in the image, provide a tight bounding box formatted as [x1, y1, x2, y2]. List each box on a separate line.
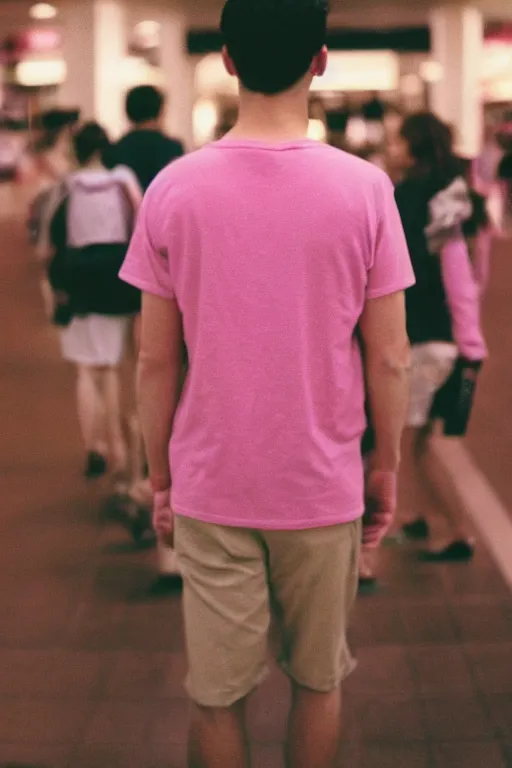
[467, 237, 512, 515]
[1, 188, 512, 767]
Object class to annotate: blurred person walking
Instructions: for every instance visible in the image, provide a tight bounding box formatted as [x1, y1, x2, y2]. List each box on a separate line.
[105, 85, 184, 193]
[120, 1, 413, 766]
[27, 109, 80, 318]
[47, 122, 142, 482]
[394, 112, 487, 561]
[106, 85, 185, 576]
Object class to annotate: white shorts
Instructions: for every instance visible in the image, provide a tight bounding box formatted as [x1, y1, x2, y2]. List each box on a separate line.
[60, 314, 130, 367]
[407, 343, 458, 428]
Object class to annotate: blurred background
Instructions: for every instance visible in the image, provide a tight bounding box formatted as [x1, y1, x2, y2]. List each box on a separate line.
[1, 0, 512, 159]
[1, 1, 512, 767]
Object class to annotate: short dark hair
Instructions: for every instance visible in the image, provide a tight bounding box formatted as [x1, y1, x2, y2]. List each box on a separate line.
[40, 108, 80, 133]
[221, 0, 329, 95]
[125, 85, 165, 124]
[73, 122, 110, 166]
[33, 109, 80, 154]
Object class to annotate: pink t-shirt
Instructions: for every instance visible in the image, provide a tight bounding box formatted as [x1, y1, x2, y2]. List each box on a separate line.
[120, 139, 414, 530]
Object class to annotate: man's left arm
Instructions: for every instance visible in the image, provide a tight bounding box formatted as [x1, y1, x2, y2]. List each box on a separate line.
[137, 291, 184, 493]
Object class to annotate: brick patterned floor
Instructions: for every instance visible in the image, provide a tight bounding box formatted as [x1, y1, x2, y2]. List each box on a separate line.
[1, 188, 512, 767]
[466, 237, 512, 515]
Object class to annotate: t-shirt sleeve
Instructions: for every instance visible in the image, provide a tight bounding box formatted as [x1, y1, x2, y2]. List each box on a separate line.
[366, 174, 416, 299]
[119, 186, 175, 300]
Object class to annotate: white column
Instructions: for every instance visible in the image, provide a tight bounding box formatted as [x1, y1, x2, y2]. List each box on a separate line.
[155, 8, 195, 149]
[58, 0, 128, 139]
[429, 5, 483, 158]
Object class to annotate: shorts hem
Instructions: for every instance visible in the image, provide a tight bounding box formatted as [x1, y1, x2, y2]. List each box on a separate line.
[62, 355, 121, 367]
[185, 665, 269, 709]
[279, 656, 358, 692]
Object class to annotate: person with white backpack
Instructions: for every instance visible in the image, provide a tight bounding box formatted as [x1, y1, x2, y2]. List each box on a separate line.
[47, 122, 142, 483]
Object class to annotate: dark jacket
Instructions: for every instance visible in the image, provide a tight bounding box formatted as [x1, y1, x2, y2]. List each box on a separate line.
[105, 129, 184, 191]
[394, 177, 454, 346]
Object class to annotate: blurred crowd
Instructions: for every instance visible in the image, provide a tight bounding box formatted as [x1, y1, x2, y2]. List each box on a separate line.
[26, 86, 185, 590]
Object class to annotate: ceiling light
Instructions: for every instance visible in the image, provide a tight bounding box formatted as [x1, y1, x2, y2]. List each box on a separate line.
[133, 20, 161, 50]
[29, 3, 58, 21]
[16, 58, 67, 87]
[420, 60, 444, 84]
[193, 99, 219, 146]
[307, 119, 327, 142]
[134, 20, 161, 39]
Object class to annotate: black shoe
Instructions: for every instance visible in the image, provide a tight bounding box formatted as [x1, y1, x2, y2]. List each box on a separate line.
[84, 451, 107, 479]
[403, 519, 430, 540]
[420, 540, 475, 562]
[358, 576, 379, 595]
[148, 574, 183, 598]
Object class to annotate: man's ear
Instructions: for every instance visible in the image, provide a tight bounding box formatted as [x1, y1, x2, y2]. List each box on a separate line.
[222, 45, 237, 77]
[311, 46, 328, 77]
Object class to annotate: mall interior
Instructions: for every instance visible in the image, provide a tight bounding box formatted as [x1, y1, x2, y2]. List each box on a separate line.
[1, 0, 512, 766]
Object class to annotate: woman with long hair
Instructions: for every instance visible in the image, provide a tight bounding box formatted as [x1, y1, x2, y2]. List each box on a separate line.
[394, 112, 487, 561]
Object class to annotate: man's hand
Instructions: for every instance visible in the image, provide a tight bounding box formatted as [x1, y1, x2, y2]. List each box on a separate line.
[362, 470, 397, 548]
[153, 489, 174, 545]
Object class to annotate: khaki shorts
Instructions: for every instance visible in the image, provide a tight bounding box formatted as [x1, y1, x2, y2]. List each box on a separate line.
[174, 515, 361, 708]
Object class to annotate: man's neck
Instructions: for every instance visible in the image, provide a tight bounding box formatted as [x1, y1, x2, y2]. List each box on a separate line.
[132, 120, 161, 132]
[228, 85, 310, 142]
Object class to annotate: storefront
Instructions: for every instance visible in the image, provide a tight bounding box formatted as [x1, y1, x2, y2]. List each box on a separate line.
[3, 6, 512, 156]
[190, 24, 512, 158]
[1, 25, 66, 129]
[189, 27, 433, 152]
[192, 49, 420, 151]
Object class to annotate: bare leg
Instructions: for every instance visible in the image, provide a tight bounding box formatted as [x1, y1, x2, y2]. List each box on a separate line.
[102, 366, 128, 476]
[424, 436, 472, 545]
[399, 426, 427, 524]
[76, 365, 106, 455]
[188, 699, 251, 768]
[359, 548, 376, 580]
[402, 426, 470, 546]
[285, 684, 342, 768]
[40, 277, 55, 320]
[132, 313, 141, 359]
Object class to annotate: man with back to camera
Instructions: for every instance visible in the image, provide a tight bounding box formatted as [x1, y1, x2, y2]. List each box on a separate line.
[106, 85, 184, 191]
[120, 1, 414, 766]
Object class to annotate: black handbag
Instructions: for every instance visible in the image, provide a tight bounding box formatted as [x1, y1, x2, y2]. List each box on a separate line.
[430, 358, 482, 437]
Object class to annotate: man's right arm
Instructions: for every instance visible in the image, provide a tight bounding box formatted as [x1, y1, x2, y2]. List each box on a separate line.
[359, 291, 411, 472]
